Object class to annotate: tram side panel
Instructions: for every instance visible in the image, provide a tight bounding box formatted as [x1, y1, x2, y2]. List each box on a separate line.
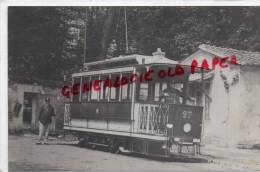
[65, 102, 132, 133]
[65, 102, 203, 142]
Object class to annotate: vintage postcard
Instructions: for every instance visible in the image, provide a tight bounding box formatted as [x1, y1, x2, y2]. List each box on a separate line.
[1, 0, 260, 171]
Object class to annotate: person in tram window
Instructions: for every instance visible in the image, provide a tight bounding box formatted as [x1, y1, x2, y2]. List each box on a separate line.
[36, 98, 55, 145]
[160, 80, 193, 104]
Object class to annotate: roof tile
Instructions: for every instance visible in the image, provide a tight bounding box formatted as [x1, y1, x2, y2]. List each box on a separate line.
[199, 44, 260, 66]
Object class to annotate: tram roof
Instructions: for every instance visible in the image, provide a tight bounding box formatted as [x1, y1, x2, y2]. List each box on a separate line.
[73, 48, 207, 77]
[83, 54, 178, 70]
[73, 54, 178, 77]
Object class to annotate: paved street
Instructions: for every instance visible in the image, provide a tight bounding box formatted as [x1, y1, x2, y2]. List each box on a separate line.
[8, 134, 248, 171]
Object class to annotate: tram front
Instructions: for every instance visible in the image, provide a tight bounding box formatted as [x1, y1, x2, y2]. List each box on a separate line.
[135, 64, 204, 155]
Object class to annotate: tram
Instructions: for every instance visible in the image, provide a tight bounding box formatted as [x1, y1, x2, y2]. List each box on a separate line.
[63, 49, 204, 157]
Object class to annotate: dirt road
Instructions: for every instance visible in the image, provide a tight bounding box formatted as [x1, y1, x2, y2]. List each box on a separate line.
[9, 134, 242, 171]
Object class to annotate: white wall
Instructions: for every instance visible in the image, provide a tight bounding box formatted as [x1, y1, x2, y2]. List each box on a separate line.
[181, 50, 260, 146]
[208, 65, 241, 146]
[237, 66, 260, 143]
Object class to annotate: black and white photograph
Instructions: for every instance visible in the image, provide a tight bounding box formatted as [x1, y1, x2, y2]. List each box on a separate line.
[1, 1, 260, 171]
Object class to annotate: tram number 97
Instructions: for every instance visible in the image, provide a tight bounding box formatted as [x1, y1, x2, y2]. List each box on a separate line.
[182, 111, 192, 119]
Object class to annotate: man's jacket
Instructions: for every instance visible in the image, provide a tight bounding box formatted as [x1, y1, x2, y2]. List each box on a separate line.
[38, 104, 55, 125]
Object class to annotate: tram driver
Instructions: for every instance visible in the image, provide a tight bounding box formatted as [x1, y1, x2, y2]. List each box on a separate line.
[160, 80, 193, 104]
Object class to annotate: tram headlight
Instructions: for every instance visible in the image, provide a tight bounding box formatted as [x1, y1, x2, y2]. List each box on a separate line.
[183, 123, 191, 133]
[167, 124, 173, 129]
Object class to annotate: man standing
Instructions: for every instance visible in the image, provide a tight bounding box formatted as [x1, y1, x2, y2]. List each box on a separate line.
[36, 98, 55, 145]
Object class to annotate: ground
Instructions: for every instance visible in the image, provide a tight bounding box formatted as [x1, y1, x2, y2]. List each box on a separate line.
[8, 133, 255, 172]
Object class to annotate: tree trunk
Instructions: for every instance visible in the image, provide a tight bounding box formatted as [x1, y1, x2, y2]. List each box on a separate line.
[98, 7, 116, 60]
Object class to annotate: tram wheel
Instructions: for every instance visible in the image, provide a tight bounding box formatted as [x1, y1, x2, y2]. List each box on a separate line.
[109, 145, 119, 154]
[78, 140, 86, 148]
[108, 138, 119, 153]
[84, 142, 92, 149]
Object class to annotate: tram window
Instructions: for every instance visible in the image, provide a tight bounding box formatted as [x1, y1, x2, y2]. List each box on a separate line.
[153, 82, 167, 101]
[129, 84, 132, 99]
[110, 74, 120, 101]
[175, 83, 184, 104]
[121, 73, 132, 101]
[164, 82, 184, 103]
[174, 83, 183, 90]
[162, 82, 167, 90]
[72, 77, 81, 102]
[100, 75, 109, 101]
[121, 84, 128, 99]
[122, 83, 132, 100]
[82, 77, 90, 101]
[139, 83, 149, 101]
[154, 82, 160, 101]
[90, 76, 99, 101]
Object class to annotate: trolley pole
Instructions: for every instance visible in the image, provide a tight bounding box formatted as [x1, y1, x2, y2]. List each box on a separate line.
[124, 7, 129, 53]
[83, 7, 88, 68]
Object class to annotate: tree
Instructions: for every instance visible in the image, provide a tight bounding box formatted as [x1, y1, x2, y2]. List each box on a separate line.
[8, 7, 87, 80]
[8, 7, 260, 81]
[98, 7, 117, 60]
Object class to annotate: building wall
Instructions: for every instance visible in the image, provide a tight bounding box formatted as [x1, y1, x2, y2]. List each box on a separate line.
[181, 50, 260, 146]
[8, 82, 67, 133]
[237, 66, 260, 142]
[206, 65, 241, 146]
[8, 83, 41, 132]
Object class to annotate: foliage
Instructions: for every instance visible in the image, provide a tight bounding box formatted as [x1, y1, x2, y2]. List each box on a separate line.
[8, 7, 260, 81]
[8, 7, 84, 81]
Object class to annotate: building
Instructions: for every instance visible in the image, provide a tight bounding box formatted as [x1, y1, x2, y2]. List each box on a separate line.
[180, 44, 260, 147]
[8, 77, 67, 133]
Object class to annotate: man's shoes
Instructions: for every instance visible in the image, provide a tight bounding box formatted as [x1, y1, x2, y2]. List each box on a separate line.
[44, 141, 49, 145]
[36, 141, 42, 145]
